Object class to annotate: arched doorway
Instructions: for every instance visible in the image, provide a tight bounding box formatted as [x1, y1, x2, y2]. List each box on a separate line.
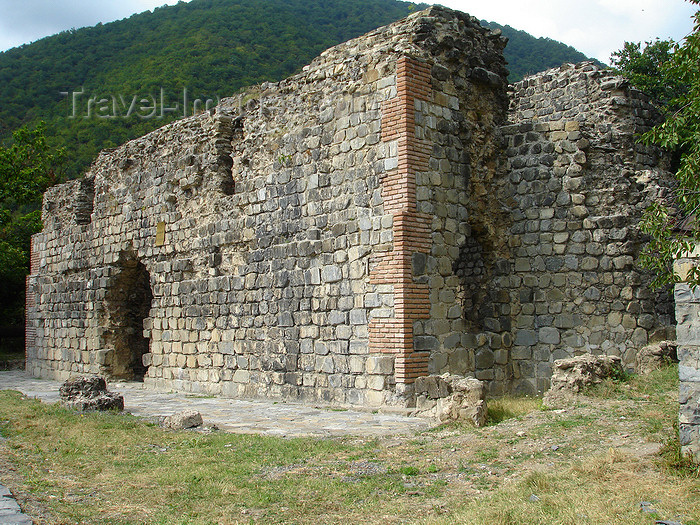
[103, 257, 153, 380]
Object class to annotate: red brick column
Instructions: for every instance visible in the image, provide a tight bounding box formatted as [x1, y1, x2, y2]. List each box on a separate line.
[370, 56, 432, 384]
[25, 235, 39, 354]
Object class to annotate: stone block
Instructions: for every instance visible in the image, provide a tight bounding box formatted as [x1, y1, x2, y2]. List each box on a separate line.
[349, 356, 365, 374]
[59, 376, 124, 412]
[349, 309, 367, 325]
[475, 348, 495, 369]
[162, 410, 203, 430]
[365, 356, 393, 375]
[317, 356, 335, 374]
[514, 330, 537, 346]
[415, 336, 439, 351]
[232, 370, 250, 383]
[367, 375, 385, 390]
[538, 327, 560, 344]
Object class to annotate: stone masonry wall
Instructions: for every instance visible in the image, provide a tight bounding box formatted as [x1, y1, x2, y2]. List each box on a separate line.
[424, 62, 675, 395]
[26, 7, 676, 406]
[26, 7, 510, 407]
[675, 255, 700, 461]
[470, 63, 675, 394]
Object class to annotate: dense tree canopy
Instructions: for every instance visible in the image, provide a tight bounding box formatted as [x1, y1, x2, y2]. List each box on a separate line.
[484, 21, 604, 82]
[0, 123, 63, 325]
[611, 39, 687, 110]
[632, 1, 700, 288]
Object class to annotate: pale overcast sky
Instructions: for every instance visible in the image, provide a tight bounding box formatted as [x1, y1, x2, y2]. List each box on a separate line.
[0, 0, 697, 63]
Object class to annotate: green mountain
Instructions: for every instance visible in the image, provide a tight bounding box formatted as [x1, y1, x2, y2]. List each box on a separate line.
[0, 0, 600, 179]
[483, 21, 606, 81]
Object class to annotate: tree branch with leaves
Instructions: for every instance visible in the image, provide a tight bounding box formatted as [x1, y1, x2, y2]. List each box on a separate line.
[623, 1, 700, 288]
[0, 122, 63, 325]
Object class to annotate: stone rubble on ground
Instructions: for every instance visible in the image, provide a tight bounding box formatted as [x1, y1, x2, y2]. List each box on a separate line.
[58, 376, 124, 412]
[161, 410, 204, 430]
[542, 354, 623, 407]
[635, 340, 677, 375]
[413, 374, 487, 425]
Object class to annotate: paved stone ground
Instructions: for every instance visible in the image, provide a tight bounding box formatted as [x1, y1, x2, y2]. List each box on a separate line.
[0, 371, 432, 437]
[0, 483, 32, 525]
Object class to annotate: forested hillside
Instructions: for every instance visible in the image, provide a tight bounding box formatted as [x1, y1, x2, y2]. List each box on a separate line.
[483, 21, 604, 81]
[0, 0, 599, 180]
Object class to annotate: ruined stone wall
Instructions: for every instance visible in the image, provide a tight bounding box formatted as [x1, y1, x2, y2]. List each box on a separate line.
[423, 63, 675, 396]
[448, 63, 674, 394]
[26, 8, 676, 406]
[26, 7, 511, 406]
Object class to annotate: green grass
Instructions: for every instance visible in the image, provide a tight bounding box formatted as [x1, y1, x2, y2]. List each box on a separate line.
[588, 364, 679, 401]
[659, 422, 700, 479]
[486, 396, 542, 425]
[588, 364, 680, 441]
[439, 448, 700, 525]
[0, 362, 695, 524]
[399, 466, 419, 476]
[0, 390, 449, 524]
[475, 447, 499, 462]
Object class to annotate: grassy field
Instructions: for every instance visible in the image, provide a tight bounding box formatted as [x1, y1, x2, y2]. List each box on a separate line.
[0, 365, 697, 524]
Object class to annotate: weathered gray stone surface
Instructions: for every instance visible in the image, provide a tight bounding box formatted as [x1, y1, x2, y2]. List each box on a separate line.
[414, 374, 487, 426]
[59, 376, 124, 411]
[675, 281, 700, 461]
[0, 483, 33, 525]
[1, 370, 431, 437]
[162, 410, 203, 430]
[477, 63, 675, 396]
[26, 6, 675, 409]
[543, 354, 623, 407]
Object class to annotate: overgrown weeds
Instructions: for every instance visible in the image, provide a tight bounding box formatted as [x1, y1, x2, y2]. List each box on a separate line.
[660, 422, 700, 479]
[486, 396, 542, 425]
[588, 363, 679, 401]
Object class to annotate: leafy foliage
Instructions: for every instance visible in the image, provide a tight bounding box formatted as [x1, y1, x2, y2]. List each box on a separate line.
[483, 21, 604, 82]
[0, 123, 60, 204]
[610, 39, 688, 110]
[637, 1, 700, 289]
[0, 123, 63, 325]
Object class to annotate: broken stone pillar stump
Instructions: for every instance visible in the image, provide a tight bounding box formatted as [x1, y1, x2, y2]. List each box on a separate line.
[543, 354, 623, 407]
[414, 374, 487, 426]
[635, 341, 678, 375]
[59, 376, 124, 412]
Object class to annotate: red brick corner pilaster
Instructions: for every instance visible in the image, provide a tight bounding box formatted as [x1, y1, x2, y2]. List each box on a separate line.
[25, 235, 40, 355]
[370, 56, 432, 384]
